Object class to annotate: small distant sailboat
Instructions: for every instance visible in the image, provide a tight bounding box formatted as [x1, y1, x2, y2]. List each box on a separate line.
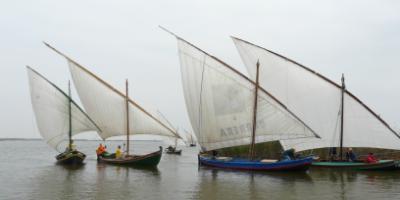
[44, 43, 182, 167]
[27, 66, 101, 165]
[185, 130, 197, 147]
[232, 37, 400, 170]
[162, 27, 320, 171]
[157, 111, 183, 155]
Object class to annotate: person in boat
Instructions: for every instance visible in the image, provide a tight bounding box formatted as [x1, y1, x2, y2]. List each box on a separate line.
[281, 148, 296, 161]
[167, 145, 175, 152]
[329, 147, 338, 161]
[365, 152, 378, 163]
[115, 145, 122, 159]
[96, 144, 106, 156]
[345, 148, 357, 162]
[211, 150, 218, 159]
[64, 141, 76, 152]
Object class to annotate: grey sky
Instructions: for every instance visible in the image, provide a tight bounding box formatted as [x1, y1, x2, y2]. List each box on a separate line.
[1, 0, 399, 139]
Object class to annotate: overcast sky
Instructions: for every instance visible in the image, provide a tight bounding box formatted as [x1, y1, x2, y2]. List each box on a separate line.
[1, 0, 399, 139]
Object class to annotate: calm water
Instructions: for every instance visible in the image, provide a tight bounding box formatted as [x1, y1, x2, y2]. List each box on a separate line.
[1, 140, 400, 200]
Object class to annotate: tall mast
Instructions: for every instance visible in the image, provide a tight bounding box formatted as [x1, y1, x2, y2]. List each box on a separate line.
[68, 80, 72, 150]
[339, 74, 345, 160]
[125, 79, 130, 155]
[249, 60, 260, 160]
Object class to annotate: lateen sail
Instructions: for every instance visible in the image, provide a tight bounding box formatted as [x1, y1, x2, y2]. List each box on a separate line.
[232, 37, 400, 151]
[44, 43, 181, 140]
[27, 66, 101, 150]
[166, 30, 318, 151]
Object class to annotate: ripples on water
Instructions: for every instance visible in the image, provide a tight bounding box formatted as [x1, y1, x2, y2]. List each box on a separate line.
[1, 140, 400, 200]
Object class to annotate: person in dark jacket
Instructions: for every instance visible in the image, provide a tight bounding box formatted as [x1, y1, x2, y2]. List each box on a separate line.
[281, 148, 296, 161]
[345, 148, 357, 162]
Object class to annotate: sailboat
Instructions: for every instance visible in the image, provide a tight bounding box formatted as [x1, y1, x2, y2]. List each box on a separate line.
[27, 66, 101, 165]
[232, 37, 400, 169]
[185, 130, 197, 147]
[44, 43, 182, 167]
[157, 111, 183, 155]
[162, 27, 320, 171]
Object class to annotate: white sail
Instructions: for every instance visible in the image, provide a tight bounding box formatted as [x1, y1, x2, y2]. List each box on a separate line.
[44, 43, 180, 140]
[174, 35, 318, 151]
[27, 66, 100, 150]
[232, 37, 400, 151]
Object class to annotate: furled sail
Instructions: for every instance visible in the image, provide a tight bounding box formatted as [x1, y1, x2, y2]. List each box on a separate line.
[44, 43, 181, 140]
[232, 37, 400, 151]
[166, 30, 318, 151]
[27, 66, 101, 150]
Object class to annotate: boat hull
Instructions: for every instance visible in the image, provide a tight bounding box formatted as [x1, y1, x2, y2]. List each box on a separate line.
[56, 150, 86, 165]
[312, 160, 398, 170]
[198, 155, 312, 171]
[98, 147, 162, 167]
[189, 144, 196, 147]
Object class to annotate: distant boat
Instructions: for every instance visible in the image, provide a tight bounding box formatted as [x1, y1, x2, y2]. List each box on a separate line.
[184, 130, 197, 147]
[165, 147, 182, 155]
[232, 37, 400, 169]
[162, 27, 320, 171]
[27, 66, 101, 165]
[157, 111, 183, 155]
[44, 43, 182, 167]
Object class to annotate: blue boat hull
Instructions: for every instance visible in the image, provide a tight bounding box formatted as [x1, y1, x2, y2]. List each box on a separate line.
[198, 155, 312, 171]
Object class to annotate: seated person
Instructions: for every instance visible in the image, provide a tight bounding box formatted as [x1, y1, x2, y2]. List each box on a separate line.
[329, 147, 337, 161]
[212, 150, 218, 159]
[96, 144, 106, 156]
[64, 142, 76, 152]
[281, 148, 296, 161]
[167, 145, 175, 151]
[365, 152, 378, 163]
[115, 145, 123, 159]
[345, 148, 357, 162]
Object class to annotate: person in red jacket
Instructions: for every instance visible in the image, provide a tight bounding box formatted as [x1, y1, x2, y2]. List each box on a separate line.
[365, 152, 377, 163]
[96, 144, 106, 156]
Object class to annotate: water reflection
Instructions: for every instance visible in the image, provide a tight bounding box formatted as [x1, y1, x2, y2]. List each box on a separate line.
[4, 140, 400, 200]
[194, 167, 314, 200]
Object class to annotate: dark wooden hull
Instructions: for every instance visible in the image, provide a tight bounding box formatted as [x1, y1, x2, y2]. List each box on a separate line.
[166, 149, 182, 155]
[312, 160, 398, 170]
[56, 150, 86, 165]
[199, 155, 312, 171]
[98, 146, 162, 167]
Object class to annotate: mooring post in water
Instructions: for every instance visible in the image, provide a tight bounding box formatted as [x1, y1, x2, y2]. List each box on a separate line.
[249, 60, 260, 160]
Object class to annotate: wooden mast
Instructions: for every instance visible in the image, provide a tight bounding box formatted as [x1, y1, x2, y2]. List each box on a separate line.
[339, 74, 345, 160]
[249, 60, 260, 160]
[125, 79, 130, 155]
[68, 80, 72, 150]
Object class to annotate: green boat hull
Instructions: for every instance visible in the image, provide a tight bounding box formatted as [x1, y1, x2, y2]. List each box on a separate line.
[56, 150, 86, 165]
[98, 146, 162, 168]
[312, 160, 398, 170]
